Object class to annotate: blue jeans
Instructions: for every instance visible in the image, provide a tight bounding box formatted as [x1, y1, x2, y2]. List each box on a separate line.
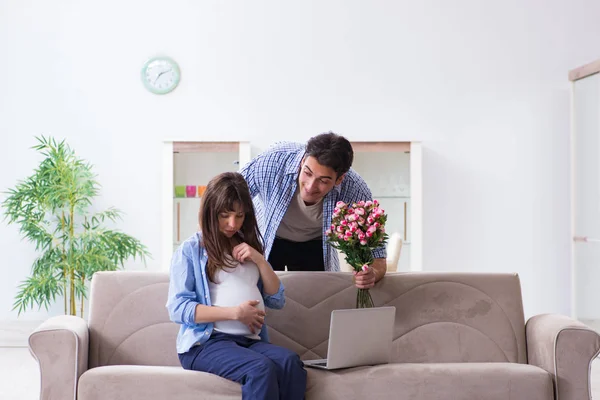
[178, 332, 307, 400]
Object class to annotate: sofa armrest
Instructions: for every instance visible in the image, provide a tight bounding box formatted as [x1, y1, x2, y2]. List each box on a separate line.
[526, 314, 600, 400]
[28, 315, 89, 400]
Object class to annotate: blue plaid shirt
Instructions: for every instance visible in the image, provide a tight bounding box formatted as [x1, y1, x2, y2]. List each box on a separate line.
[240, 142, 386, 271]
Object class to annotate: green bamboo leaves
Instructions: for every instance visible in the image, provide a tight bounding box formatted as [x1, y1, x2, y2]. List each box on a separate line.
[3, 136, 150, 317]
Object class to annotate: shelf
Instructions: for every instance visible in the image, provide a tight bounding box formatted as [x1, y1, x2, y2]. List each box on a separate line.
[173, 142, 240, 153]
[351, 142, 410, 152]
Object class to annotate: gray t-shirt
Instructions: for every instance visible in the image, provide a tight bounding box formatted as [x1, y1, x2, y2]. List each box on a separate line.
[275, 187, 323, 242]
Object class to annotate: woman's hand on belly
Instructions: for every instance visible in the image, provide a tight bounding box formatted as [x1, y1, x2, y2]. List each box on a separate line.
[235, 300, 266, 334]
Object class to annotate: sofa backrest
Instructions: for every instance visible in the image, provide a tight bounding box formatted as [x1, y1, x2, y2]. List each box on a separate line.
[88, 271, 179, 368]
[87, 271, 526, 368]
[267, 272, 527, 364]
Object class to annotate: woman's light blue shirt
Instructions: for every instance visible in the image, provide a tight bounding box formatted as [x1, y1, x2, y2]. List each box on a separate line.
[166, 232, 286, 354]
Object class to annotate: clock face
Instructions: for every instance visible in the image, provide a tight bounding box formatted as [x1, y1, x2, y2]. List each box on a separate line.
[141, 57, 180, 94]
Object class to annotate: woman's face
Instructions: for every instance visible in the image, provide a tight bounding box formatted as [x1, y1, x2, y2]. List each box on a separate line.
[218, 202, 245, 238]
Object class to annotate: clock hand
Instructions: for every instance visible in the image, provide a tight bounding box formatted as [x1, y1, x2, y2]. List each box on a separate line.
[154, 69, 173, 84]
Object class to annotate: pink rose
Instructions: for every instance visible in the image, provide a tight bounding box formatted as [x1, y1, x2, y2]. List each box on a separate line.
[336, 201, 346, 208]
[360, 239, 367, 245]
[362, 264, 369, 272]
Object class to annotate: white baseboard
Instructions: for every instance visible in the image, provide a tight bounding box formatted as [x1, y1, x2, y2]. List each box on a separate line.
[0, 321, 43, 347]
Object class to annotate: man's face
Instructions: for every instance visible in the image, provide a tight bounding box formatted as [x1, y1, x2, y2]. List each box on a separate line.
[298, 156, 345, 205]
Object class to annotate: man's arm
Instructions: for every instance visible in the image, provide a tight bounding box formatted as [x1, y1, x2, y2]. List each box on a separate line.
[239, 156, 261, 197]
[354, 257, 386, 289]
[371, 258, 387, 282]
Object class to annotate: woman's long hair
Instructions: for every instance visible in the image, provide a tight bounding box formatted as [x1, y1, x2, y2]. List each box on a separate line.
[199, 172, 264, 282]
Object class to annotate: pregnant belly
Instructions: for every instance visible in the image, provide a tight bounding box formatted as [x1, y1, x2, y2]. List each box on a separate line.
[212, 283, 265, 337]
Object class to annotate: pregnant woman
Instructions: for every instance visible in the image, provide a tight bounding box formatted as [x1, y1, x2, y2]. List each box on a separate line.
[166, 172, 307, 400]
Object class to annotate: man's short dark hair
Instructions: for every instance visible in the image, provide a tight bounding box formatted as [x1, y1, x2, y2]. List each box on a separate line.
[305, 132, 354, 177]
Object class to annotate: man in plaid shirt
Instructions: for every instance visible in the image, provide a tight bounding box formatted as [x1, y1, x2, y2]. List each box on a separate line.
[240, 132, 387, 289]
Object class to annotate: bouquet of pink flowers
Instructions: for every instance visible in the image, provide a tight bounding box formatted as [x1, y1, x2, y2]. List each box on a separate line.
[326, 200, 388, 308]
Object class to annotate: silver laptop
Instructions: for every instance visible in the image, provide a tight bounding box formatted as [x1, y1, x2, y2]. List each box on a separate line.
[303, 306, 396, 370]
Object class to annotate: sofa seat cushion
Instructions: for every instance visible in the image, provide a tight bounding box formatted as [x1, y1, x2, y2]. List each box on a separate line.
[305, 362, 554, 400]
[78, 365, 241, 400]
[78, 362, 553, 400]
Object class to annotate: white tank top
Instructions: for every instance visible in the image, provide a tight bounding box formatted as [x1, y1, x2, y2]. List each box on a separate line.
[208, 260, 265, 339]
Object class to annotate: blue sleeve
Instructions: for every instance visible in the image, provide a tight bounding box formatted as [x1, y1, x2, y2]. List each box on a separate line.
[260, 280, 286, 310]
[166, 245, 200, 325]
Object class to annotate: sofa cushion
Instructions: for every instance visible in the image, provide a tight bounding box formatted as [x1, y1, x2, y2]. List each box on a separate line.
[78, 365, 241, 400]
[305, 362, 553, 400]
[78, 363, 552, 400]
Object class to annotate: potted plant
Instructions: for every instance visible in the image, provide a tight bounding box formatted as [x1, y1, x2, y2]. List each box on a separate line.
[3, 136, 150, 317]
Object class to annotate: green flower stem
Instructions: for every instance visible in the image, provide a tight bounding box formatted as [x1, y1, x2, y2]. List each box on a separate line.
[356, 288, 374, 308]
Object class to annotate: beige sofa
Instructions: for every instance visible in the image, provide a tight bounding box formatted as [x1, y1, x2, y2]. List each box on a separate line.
[29, 271, 600, 400]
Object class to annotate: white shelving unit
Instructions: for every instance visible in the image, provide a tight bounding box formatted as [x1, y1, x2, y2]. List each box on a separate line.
[350, 141, 422, 272]
[161, 141, 251, 271]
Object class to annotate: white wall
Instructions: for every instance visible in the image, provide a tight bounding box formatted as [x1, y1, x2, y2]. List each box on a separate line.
[1, 0, 599, 321]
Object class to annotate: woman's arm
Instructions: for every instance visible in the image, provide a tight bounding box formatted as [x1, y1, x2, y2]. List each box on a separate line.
[193, 304, 237, 323]
[166, 247, 201, 325]
[195, 302, 265, 333]
[254, 257, 281, 295]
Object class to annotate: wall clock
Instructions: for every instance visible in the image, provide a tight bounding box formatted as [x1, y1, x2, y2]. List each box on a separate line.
[141, 56, 181, 94]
